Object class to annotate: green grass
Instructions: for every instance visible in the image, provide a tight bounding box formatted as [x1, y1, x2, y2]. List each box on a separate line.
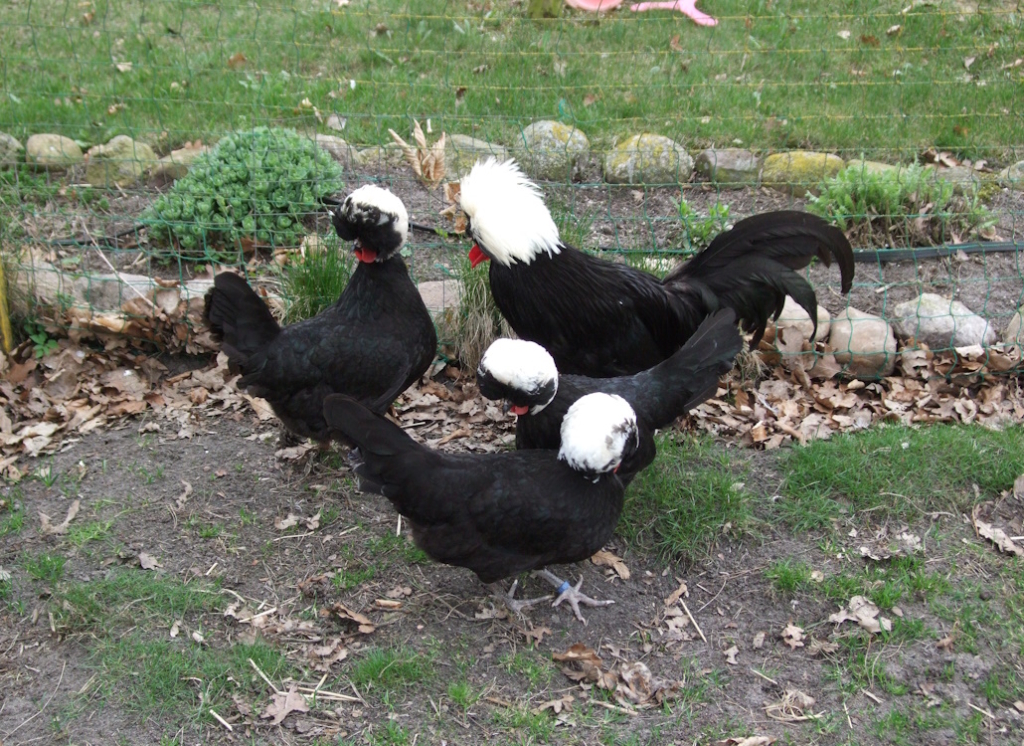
[85, 637, 290, 720]
[66, 520, 113, 547]
[52, 570, 223, 633]
[0, 1, 1019, 160]
[777, 424, 1024, 529]
[346, 646, 435, 697]
[24, 552, 67, 583]
[620, 432, 749, 563]
[281, 232, 356, 322]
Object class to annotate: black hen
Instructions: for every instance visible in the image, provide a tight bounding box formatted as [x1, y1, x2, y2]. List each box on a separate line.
[459, 158, 853, 377]
[477, 308, 742, 476]
[324, 392, 645, 622]
[203, 185, 437, 442]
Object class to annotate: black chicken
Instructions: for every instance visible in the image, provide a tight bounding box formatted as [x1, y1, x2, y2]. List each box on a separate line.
[458, 158, 854, 377]
[323, 391, 646, 623]
[203, 185, 437, 443]
[477, 308, 741, 475]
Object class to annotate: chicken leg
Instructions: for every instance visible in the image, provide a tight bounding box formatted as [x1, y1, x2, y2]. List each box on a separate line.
[533, 569, 614, 625]
[488, 580, 553, 618]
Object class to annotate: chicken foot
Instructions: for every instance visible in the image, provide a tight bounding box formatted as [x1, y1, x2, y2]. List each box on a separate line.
[533, 569, 614, 625]
[488, 580, 553, 618]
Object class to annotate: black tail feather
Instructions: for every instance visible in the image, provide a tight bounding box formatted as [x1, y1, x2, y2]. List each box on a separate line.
[637, 308, 742, 428]
[666, 211, 854, 344]
[203, 273, 281, 367]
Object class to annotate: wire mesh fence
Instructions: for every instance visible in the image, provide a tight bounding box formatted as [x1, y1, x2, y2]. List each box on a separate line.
[0, 0, 1021, 377]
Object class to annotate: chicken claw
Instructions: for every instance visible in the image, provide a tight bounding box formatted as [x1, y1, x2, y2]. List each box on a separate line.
[534, 569, 614, 625]
[489, 579, 553, 618]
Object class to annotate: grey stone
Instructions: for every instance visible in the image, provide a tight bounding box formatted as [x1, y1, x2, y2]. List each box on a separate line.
[417, 279, 462, 316]
[694, 148, 759, 188]
[445, 135, 510, 179]
[829, 307, 897, 379]
[772, 296, 831, 343]
[932, 165, 980, 195]
[0, 132, 23, 166]
[85, 136, 158, 187]
[892, 293, 997, 349]
[514, 120, 589, 181]
[149, 143, 210, 184]
[761, 151, 844, 197]
[25, 134, 84, 170]
[313, 134, 356, 167]
[603, 133, 693, 185]
[996, 160, 1024, 189]
[843, 158, 901, 178]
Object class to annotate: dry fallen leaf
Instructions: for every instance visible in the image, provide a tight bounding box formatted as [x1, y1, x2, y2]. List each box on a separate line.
[138, 552, 161, 570]
[591, 549, 630, 580]
[665, 578, 689, 606]
[723, 645, 739, 665]
[781, 623, 805, 650]
[322, 602, 375, 634]
[765, 688, 819, 722]
[752, 631, 765, 649]
[829, 595, 892, 634]
[807, 637, 839, 657]
[973, 503, 1024, 557]
[39, 499, 80, 535]
[717, 738, 776, 746]
[275, 514, 300, 531]
[261, 685, 309, 725]
[532, 694, 574, 715]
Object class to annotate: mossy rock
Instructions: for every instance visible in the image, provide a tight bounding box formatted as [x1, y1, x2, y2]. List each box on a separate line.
[514, 120, 589, 181]
[26, 134, 84, 171]
[603, 133, 693, 185]
[762, 151, 844, 197]
[86, 136, 158, 187]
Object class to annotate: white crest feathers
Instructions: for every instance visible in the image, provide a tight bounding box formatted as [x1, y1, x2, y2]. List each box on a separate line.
[559, 393, 638, 475]
[459, 158, 561, 266]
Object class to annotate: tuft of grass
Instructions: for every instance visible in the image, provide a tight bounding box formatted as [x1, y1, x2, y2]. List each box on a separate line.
[620, 432, 749, 563]
[777, 424, 1024, 529]
[347, 646, 435, 697]
[24, 553, 67, 584]
[808, 162, 995, 248]
[365, 720, 411, 746]
[281, 233, 356, 322]
[436, 250, 512, 372]
[67, 520, 113, 547]
[765, 559, 812, 593]
[500, 649, 555, 689]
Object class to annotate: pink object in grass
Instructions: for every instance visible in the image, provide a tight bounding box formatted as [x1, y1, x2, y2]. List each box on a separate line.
[564, 0, 717, 26]
[629, 0, 717, 26]
[564, 0, 626, 10]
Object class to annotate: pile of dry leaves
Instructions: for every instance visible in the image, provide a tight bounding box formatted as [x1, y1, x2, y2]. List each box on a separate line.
[1, 322, 1021, 480]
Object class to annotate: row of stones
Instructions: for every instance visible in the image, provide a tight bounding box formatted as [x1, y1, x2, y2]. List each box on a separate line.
[778, 293, 1022, 380]
[5, 123, 1023, 192]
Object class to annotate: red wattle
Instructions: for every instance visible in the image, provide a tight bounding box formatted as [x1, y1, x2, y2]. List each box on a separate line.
[355, 247, 378, 263]
[510, 404, 530, 416]
[468, 244, 489, 268]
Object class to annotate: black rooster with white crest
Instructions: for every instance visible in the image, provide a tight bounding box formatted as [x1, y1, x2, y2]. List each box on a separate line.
[324, 391, 647, 623]
[477, 309, 742, 477]
[459, 158, 854, 377]
[204, 184, 437, 443]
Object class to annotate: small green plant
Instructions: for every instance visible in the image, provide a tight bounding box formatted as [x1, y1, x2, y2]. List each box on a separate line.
[25, 553, 67, 583]
[23, 320, 58, 358]
[807, 162, 995, 247]
[437, 249, 511, 371]
[677, 199, 731, 253]
[142, 127, 344, 259]
[765, 559, 811, 593]
[281, 233, 356, 322]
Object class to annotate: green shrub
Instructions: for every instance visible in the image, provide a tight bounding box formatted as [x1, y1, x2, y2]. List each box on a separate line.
[678, 198, 731, 253]
[807, 162, 995, 247]
[142, 127, 343, 260]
